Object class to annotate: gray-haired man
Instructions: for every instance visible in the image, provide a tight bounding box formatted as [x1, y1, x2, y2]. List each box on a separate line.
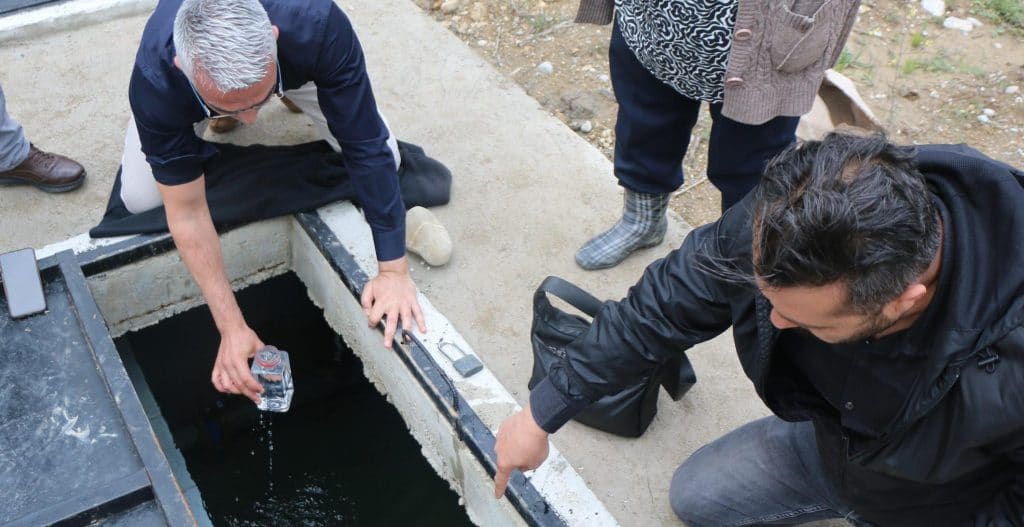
[124, 0, 424, 403]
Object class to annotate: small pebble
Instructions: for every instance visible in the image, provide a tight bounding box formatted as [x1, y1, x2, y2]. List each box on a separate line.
[440, 0, 459, 14]
[1006, 85, 1020, 95]
[536, 61, 554, 75]
[977, 114, 991, 124]
[580, 120, 593, 133]
[983, 108, 996, 116]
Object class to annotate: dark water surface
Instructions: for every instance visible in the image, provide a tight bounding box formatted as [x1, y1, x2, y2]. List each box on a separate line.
[120, 273, 475, 527]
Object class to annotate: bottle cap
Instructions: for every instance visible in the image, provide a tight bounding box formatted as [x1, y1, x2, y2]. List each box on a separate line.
[255, 346, 282, 369]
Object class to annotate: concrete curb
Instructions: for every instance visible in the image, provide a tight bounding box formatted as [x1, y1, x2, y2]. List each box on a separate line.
[0, 0, 154, 43]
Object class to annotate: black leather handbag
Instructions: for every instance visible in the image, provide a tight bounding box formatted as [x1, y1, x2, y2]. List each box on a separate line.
[528, 276, 697, 438]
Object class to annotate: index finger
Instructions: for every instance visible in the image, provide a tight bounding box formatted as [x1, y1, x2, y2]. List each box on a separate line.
[494, 464, 512, 499]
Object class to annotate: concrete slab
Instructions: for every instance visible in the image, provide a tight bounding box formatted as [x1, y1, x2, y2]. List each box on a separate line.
[0, 1, 840, 526]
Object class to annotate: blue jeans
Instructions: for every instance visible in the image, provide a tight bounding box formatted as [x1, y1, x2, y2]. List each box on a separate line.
[670, 416, 873, 527]
[0, 83, 30, 172]
[609, 22, 799, 211]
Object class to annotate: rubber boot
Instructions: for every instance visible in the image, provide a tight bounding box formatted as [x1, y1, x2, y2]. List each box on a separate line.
[575, 189, 669, 270]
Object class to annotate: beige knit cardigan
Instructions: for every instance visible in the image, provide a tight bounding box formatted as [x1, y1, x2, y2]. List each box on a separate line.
[574, 0, 861, 125]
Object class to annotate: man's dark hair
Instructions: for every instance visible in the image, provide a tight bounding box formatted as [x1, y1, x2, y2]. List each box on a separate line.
[751, 132, 941, 313]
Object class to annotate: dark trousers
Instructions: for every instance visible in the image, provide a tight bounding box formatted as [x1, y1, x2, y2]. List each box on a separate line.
[670, 416, 875, 526]
[609, 22, 800, 211]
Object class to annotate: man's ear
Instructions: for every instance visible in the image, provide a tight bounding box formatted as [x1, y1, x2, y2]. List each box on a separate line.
[173, 56, 182, 70]
[272, 25, 279, 40]
[883, 283, 927, 320]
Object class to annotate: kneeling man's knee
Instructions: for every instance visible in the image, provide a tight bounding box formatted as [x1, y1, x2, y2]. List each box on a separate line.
[669, 458, 709, 526]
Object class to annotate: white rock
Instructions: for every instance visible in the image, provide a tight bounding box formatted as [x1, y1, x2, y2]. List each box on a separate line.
[977, 114, 991, 124]
[440, 0, 459, 14]
[536, 61, 554, 75]
[1006, 85, 1020, 94]
[967, 17, 983, 27]
[580, 120, 594, 133]
[929, 90, 940, 98]
[983, 108, 996, 116]
[921, 0, 945, 17]
[995, 42, 1003, 49]
[943, 16, 974, 32]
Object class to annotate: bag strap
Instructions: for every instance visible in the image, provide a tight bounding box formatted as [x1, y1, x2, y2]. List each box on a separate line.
[535, 276, 604, 317]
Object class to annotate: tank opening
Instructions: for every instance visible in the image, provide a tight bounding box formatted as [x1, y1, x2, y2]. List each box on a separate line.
[116, 272, 475, 526]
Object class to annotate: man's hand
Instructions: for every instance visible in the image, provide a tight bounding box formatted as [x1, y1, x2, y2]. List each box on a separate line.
[361, 256, 426, 347]
[211, 325, 265, 404]
[493, 405, 550, 499]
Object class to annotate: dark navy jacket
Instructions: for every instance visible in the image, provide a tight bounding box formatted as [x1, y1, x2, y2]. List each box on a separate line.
[531, 144, 1024, 526]
[128, 0, 405, 260]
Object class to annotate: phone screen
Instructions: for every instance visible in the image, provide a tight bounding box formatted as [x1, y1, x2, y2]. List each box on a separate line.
[0, 248, 46, 319]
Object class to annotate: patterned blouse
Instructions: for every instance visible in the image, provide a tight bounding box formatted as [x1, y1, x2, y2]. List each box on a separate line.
[616, 0, 738, 103]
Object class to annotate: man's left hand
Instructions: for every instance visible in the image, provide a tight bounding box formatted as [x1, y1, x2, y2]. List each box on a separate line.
[361, 255, 426, 347]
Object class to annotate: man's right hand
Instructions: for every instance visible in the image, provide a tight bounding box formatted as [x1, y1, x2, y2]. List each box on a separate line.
[493, 405, 550, 499]
[211, 325, 265, 404]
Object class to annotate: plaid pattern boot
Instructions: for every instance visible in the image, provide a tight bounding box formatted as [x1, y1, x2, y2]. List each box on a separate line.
[575, 189, 669, 270]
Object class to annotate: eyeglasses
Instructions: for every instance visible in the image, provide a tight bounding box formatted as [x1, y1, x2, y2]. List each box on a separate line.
[187, 61, 284, 120]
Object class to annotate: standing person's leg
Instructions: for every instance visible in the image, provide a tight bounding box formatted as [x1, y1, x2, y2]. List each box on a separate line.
[280, 82, 400, 170]
[576, 21, 700, 270]
[706, 104, 799, 211]
[0, 83, 30, 172]
[0, 83, 86, 192]
[670, 416, 860, 527]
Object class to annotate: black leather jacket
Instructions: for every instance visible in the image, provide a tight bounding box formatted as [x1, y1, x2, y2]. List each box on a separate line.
[530, 145, 1024, 526]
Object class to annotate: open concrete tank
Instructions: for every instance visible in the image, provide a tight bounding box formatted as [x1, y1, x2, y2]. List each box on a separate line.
[1, 205, 616, 527]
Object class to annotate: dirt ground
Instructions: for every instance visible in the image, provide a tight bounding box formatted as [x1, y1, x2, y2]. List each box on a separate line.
[412, 0, 1024, 228]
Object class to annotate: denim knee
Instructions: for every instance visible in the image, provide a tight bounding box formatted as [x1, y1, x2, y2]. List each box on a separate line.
[669, 457, 709, 526]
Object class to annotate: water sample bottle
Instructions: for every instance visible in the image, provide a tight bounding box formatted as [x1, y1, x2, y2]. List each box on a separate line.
[251, 346, 294, 412]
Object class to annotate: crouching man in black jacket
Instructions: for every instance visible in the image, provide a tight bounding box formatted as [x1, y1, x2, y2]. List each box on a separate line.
[494, 133, 1024, 526]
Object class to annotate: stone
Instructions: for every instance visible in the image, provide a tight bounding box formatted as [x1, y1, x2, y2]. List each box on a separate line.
[921, 0, 945, 17]
[943, 16, 974, 32]
[983, 108, 996, 116]
[580, 120, 593, 133]
[440, 0, 459, 14]
[560, 91, 603, 120]
[967, 17, 983, 27]
[977, 114, 991, 124]
[1006, 85, 1020, 95]
[536, 61, 554, 75]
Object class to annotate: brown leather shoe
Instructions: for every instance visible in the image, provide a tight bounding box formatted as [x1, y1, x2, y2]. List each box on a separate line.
[208, 116, 241, 134]
[280, 95, 302, 113]
[0, 144, 85, 193]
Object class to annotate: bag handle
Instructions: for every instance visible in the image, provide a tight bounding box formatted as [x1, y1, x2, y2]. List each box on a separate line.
[535, 276, 604, 317]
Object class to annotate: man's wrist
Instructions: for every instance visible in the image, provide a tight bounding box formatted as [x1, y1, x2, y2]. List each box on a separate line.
[521, 404, 550, 439]
[378, 255, 410, 274]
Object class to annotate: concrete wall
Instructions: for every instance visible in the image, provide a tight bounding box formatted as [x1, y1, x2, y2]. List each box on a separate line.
[82, 219, 291, 337]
